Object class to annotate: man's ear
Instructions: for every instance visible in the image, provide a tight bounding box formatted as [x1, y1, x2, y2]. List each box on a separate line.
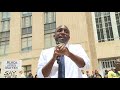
[68, 35, 70, 40]
[53, 34, 55, 39]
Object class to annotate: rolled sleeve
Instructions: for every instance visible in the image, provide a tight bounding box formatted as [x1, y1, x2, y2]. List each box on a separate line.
[37, 50, 47, 78]
[37, 68, 44, 78]
[77, 44, 90, 69]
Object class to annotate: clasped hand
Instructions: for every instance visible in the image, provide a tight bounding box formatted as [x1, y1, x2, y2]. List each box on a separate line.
[54, 43, 70, 58]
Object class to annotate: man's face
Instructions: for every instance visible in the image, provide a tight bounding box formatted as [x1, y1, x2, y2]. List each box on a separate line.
[54, 25, 70, 44]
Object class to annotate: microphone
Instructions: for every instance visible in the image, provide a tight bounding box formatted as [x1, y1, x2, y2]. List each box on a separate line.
[56, 38, 65, 45]
[56, 38, 65, 63]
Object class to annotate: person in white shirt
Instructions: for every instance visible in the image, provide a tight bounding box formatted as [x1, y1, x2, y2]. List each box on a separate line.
[18, 67, 26, 78]
[37, 25, 90, 78]
[81, 70, 88, 78]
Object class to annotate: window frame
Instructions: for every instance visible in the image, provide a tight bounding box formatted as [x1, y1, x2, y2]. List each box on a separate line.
[94, 12, 114, 42]
[44, 12, 56, 48]
[21, 12, 32, 52]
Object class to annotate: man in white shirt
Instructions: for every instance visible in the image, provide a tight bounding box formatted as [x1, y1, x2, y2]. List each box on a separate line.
[37, 25, 90, 78]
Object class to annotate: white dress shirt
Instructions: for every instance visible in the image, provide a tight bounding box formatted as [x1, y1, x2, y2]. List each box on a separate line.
[37, 44, 90, 78]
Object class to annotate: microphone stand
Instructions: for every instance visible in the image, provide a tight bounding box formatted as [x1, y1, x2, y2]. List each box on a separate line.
[56, 38, 66, 78]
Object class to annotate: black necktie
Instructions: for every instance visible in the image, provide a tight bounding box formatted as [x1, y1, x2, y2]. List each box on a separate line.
[57, 55, 65, 78]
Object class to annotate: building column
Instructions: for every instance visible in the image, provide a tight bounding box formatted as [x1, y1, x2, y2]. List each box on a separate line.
[110, 12, 119, 40]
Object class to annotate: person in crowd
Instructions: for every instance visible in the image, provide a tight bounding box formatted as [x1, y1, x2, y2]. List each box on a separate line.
[19, 67, 26, 78]
[81, 70, 88, 78]
[108, 60, 120, 78]
[27, 71, 33, 78]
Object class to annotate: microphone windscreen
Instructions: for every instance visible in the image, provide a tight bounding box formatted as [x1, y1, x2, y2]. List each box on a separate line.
[56, 38, 65, 44]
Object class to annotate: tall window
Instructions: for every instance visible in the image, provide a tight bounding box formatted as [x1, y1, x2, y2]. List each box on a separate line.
[100, 59, 116, 69]
[21, 12, 32, 52]
[0, 12, 10, 55]
[22, 65, 31, 77]
[115, 12, 120, 39]
[44, 12, 56, 48]
[94, 12, 114, 42]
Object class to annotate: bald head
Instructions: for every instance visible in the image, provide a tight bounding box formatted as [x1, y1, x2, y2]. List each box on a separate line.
[54, 25, 70, 44]
[56, 25, 70, 34]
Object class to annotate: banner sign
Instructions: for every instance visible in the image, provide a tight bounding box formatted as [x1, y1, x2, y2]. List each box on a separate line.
[1, 60, 22, 78]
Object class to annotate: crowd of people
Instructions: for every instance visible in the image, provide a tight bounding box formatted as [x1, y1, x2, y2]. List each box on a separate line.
[104, 59, 120, 78]
[81, 69, 120, 78]
[20, 69, 120, 78]
[19, 71, 37, 78]
[18, 67, 37, 78]
[17, 69, 120, 78]
[81, 70, 102, 78]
